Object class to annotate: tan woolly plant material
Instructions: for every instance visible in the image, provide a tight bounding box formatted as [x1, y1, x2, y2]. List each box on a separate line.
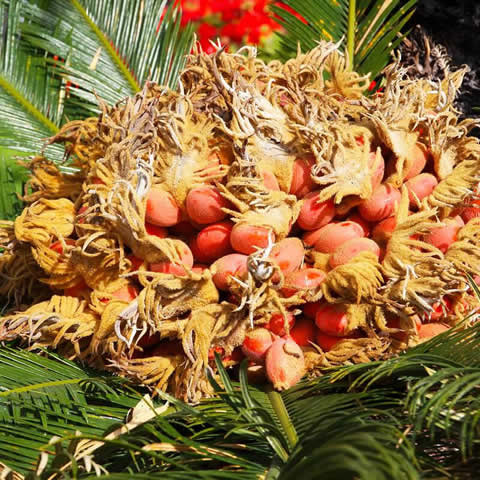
[0, 296, 97, 358]
[112, 353, 184, 395]
[14, 198, 75, 246]
[45, 117, 104, 172]
[364, 74, 422, 186]
[87, 299, 144, 359]
[70, 236, 128, 292]
[0, 222, 46, 304]
[218, 148, 300, 238]
[344, 303, 375, 334]
[424, 154, 480, 213]
[210, 48, 298, 194]
[381, 189, 465, 315]
[23, 156, 84, 203]
[0, 220, 15, 247]
[152, 96, 227, 208]
[109, 302, 188, 360]
[323, 47, 371, 99]
[309, 124, 379, 205]
[77, 89, 195, 268]
[304, 335, 390, 372]
[270, 41, 369, 103]
[322, 251, 384, 305]
[425, 112, 479, 180]
[423, 67, 469, 113]
[138, 270, 219, 326]
[446, 218, 480, 278]
[180, 303, 244, 401]
[0, 243, 46, 305]
[30, 242, 81, 289]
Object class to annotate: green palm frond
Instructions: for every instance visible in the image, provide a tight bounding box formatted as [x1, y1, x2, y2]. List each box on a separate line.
[271, 0, 417, 79]
[0, 0, 65, 220]
[0, 347, 142, 475]
[0, 0, 63, 156]
[5, 324, 480, 478]
[34, 358, 417, 479]
[21, 0, 195, 117]
[406, 366, 480, 459]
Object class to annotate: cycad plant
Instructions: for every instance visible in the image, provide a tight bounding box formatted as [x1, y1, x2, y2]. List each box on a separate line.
[3, 1, 480, 479]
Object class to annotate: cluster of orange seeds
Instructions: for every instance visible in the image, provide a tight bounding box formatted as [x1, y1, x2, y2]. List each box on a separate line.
[1, 43, 480, 401]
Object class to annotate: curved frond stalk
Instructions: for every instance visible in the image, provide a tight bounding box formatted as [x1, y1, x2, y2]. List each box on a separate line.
[266, 387, 298, 450]
[347, 0, 356, 70]
[70, 0, 141, 92]
[0, 76, 59, 135]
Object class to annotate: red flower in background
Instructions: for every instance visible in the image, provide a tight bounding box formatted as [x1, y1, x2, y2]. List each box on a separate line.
[181, 0, 209, 25]
[162, 0, 302, 52]
[197, 23, 219, 53]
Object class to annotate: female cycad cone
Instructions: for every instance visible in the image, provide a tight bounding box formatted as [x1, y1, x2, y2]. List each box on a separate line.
[265, 337, 305, 390]
[1, 42, 480, 400]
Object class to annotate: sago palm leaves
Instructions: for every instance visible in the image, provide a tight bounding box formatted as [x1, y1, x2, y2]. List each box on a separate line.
[2, 323, 480, 478]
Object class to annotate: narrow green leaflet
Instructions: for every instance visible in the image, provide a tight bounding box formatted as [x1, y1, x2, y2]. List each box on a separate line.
[0, 150, 28, 220]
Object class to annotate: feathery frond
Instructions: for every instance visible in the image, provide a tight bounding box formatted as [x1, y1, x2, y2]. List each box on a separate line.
[21, 0, 195, 117]
[0, 0, 64, 161]
[0, 0, 195, 220]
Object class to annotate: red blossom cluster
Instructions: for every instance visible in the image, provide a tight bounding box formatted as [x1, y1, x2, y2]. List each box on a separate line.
[177, 1, 305, 52]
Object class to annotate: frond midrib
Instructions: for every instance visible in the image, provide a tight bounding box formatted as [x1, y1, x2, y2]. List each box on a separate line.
[70, 0, 141, 93]
[0, 74, 59, 135]
[0, 377, 86, 397]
